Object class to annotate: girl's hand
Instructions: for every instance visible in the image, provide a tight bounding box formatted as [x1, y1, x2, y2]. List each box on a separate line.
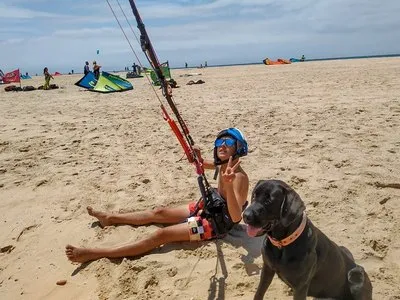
[222, 156, 241, 184]
[188, 145, 202, 163]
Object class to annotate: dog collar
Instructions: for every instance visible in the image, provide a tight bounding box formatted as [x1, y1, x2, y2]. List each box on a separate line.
[267, 212, 307, 249]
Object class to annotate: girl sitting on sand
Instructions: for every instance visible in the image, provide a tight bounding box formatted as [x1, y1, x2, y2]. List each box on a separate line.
[66, 128, 249, 263]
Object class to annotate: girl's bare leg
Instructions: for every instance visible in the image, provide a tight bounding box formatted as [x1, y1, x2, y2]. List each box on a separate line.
[87, 204, 191, 227]
[66, 222, 190, 263]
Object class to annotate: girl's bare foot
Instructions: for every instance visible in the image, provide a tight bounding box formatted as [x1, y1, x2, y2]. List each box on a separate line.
[65, 244, 103, 263]
[87, 206, 112, 227]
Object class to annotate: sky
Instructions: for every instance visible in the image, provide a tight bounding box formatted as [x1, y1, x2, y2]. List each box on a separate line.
[1, 0, 399, 75]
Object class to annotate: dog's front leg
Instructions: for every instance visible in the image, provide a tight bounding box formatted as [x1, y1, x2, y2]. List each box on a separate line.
[292, 283, 310, 300]
[254, 264, 275, 300]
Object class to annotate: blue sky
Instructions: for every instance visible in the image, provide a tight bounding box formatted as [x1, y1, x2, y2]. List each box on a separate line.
[1, 0, 399, 74]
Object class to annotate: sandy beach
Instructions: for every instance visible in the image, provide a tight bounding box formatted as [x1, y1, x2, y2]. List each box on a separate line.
[0, 57, 399, 299]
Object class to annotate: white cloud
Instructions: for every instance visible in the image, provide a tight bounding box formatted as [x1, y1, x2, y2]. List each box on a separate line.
[0, 3, 61, 19]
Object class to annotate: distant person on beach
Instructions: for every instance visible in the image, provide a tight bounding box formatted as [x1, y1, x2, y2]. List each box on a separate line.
[185, 62, 188, 68]
[43, 67, 53, 90]
[84, 61, 90, 75]
[93, 61, 101, 79]
[132, 63, 137, 74]
[65, 128, 249, 263]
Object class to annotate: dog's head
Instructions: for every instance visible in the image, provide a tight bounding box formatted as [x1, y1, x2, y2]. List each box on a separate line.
[243, 180, 305, 237]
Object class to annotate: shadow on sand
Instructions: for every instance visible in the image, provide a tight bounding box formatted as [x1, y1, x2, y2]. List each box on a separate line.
[71, 222, 265, 300]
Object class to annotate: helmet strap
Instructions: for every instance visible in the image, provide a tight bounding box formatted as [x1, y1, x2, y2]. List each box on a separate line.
[213, 166, 219, 180]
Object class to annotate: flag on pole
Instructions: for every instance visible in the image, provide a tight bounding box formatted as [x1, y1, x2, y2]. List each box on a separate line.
[2, 69, 21, 84]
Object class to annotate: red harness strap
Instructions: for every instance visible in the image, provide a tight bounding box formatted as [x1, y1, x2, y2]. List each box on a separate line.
[160, 105, 204, 175]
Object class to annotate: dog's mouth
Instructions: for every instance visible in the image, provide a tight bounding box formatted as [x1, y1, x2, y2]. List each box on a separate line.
[246, 225, 264, 237]
[246, 222, 273, 237]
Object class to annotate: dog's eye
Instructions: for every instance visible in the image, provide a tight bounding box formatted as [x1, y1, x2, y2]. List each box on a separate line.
[264, 197, 272, 205]
[250, 194, 258, 203]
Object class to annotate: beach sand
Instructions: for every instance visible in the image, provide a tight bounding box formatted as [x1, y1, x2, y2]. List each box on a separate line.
[0, 58, 399, 299]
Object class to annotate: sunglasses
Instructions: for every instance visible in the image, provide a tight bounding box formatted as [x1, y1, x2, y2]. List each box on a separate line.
[215, 137, 236, 147]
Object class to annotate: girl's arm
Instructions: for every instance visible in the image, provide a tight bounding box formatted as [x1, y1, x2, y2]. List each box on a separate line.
[220, 157, 249, 223]
[202, 159, 215, 170]
[190, 146, 215, 170]
[225, 173, 248, 223]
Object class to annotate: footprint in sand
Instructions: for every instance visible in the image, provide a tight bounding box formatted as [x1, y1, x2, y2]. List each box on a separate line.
[362, 237, 389, 259]
[35, 179, 48, 187]
[289, 175, 307, 188]
[144, 275, 159, 289]
[18, 146, 30, 152]
[1, 245, 15, 253]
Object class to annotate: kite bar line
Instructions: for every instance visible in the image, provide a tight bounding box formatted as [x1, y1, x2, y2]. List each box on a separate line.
[107, 0, 212, 201]
[105, 0, 160, 95]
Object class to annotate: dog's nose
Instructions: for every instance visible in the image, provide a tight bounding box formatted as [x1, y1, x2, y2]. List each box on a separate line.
[242, 209, 253, 224]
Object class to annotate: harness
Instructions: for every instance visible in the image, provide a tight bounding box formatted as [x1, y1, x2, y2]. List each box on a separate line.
[200, 188, 236, 238]
[190, 187, 248, 238]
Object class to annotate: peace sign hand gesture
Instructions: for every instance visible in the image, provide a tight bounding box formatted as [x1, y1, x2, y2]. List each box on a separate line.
[222, 156, 241, 184]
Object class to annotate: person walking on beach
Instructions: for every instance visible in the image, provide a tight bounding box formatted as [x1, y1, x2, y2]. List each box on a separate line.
[43, 67, 53, 90]
[65, 128, 249, 263]
[84, 61, 90, 75]
[93, 61, 101, 79]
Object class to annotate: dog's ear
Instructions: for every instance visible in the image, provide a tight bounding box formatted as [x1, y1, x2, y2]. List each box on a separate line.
[254, 180, 266, 190]
[251, 180, 266, 198]
[280, 187, 305, 227]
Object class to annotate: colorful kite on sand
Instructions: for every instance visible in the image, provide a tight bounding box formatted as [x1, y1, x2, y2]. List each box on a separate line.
[75, 71, 133, 93]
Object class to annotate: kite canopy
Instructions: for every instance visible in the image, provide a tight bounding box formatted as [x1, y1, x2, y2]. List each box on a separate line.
[290, 57, 306, 63]
[263, 58, 291, 65]
[75, 71, 133, 93]
[150, 61, 172, 86]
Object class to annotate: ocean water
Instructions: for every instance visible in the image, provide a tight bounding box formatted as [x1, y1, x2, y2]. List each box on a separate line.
[171, 53, 400, 70]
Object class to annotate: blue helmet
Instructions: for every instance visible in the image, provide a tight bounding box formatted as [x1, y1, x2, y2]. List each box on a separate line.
[214, 127, 248, 165]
